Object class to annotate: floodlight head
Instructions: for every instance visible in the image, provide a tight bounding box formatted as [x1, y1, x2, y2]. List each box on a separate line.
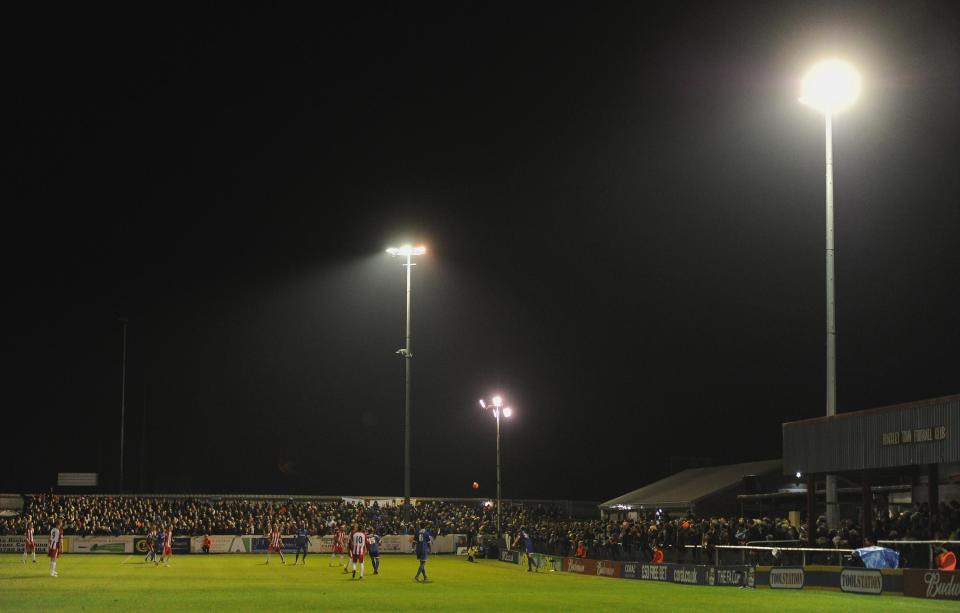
[800, 59, 861, 115]
[503, 407, 512, 418]
[386, 245, 427, 257]
[492, 395, 502, 408]
[795, 471, 803, 480]
[479, 399, 486, 409]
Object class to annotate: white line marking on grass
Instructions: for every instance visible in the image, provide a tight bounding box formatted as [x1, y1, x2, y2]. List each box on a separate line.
[121, 555, 133, 565]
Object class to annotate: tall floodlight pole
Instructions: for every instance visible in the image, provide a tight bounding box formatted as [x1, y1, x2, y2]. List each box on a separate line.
[387, 245, 426, 532]
[480, 396, 512, 541]
[800, 59, 861, 530]
[118, 316, 128, 492]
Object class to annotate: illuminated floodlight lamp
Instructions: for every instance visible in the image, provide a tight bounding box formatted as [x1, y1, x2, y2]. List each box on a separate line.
[386, 245, 427, 257]
[799, 59, 861, 115]
[502, 407, 512, 418]
[479, 399, 486, 409]
[491, 395, 502, 408]
[795, 471, 803, 480]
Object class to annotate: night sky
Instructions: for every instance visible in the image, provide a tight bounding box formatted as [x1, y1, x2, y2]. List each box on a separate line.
[6, 2, 959, 501]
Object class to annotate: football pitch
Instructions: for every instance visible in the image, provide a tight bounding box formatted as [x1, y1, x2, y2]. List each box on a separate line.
[0, 554, 954, 612]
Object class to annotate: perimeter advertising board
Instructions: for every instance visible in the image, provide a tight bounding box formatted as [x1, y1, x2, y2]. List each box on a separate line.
[707, 565, 755, 588]
[840, 568, 883, 595]
[563, 557, 598, 575]
[0, 535, 68, 554]
[595, 560, 621, 578]
[71, 536, 132, 554]
[904, 570, 960, 601]
[186, 535, 251, 554]
[769, 567, 805, 589]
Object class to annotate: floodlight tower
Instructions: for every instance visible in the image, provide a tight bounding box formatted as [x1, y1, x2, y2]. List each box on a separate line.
[800, 59, 861, 530]
[386, 244, 426, 532]
[479, 395, 513, 541]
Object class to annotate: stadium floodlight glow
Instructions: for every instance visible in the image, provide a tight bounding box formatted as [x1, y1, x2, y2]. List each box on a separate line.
[799, 59, 861, 115]
[799, 59, 860, 531]
[386, 245, 427, 257]
[479, 394, 515, 539]
[796, 471, 803, 480]
[386, 242, 427, 532]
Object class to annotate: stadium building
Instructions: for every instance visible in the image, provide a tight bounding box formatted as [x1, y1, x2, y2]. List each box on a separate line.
[602, 394, 959, 540]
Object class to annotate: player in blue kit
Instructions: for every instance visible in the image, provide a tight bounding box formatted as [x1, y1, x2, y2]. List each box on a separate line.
[413, 522, 432, 582]
[294, 524, 311, 565]
[366, 528, 381, 575]
[513, 527, 537, 572]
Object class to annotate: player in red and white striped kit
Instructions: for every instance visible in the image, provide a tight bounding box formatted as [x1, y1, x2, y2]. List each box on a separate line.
[159, 526, 173, 567]
[48, 520, 63, 577]
[266, 524, 285, 565]
[23, 520, 37, 563]
[349, 523, 367, 580]
[330, 523, 346, 569]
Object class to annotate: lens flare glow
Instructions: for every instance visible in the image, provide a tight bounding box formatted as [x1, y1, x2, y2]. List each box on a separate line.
[800, 59, 861, 114]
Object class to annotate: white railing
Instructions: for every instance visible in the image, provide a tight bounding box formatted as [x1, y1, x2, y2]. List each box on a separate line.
[684, 543, 852, 566]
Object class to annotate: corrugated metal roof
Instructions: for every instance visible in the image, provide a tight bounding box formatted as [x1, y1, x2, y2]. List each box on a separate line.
[784, 394, 960, 473]
[599, 459, 782, 509]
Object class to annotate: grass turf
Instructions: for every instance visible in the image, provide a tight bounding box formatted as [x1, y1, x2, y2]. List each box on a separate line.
[0, 553, 955, 611]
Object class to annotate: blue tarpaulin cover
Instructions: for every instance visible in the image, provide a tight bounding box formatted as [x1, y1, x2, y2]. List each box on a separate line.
[855, 546, 900, 569]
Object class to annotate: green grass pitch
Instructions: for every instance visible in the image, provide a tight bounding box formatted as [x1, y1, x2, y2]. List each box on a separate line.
[0, 554, 955, 611]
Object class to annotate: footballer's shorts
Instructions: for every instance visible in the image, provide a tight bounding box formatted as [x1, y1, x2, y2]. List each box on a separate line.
[351, 551, 365, 563]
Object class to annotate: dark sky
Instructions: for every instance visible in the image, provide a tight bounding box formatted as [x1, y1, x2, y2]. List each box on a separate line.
[5, 1, 959, 501]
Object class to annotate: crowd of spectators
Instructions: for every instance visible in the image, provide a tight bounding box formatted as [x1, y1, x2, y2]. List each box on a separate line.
[2, 495, 499, 540]
[1, 494, 957, 568]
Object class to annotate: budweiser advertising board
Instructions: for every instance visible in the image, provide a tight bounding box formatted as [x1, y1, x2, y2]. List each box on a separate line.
[904, 570, 960, 601]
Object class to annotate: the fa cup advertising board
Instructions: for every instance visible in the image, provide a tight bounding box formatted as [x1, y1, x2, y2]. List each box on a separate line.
[707, 565, 754, 588]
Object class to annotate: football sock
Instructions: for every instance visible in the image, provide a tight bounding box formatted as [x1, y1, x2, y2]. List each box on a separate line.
[360, 562, 364, 578]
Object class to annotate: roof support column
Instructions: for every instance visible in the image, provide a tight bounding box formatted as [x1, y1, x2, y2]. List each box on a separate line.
[806, 474, 816, 547]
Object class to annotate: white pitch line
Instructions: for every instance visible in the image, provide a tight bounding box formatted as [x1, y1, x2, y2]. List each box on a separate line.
[121, 555, 133, 565]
